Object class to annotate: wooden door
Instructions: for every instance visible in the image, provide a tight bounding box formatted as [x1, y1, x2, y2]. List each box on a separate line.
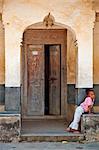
[27, 45, 44, 115]
[49, 45, 61, 115]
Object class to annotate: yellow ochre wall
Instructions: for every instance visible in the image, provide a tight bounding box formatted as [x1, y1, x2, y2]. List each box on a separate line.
[0, 21, 4, 84]
[0, 19, 99, 85]
[0, 2, 98, 86]
[94, 14, 99, 84]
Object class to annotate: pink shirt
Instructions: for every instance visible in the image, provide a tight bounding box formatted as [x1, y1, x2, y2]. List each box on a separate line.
[80, 97, 94, 112]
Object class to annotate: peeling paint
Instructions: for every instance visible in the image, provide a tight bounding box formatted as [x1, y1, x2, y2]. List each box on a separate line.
[1, 0, 95, 87]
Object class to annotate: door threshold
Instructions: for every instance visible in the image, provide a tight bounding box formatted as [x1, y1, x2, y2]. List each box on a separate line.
[22, 115, 66, 120]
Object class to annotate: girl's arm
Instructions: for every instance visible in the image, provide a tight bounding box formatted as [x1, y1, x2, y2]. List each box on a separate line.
[87, 105, 93, 114]
[90, 106, 94, 113]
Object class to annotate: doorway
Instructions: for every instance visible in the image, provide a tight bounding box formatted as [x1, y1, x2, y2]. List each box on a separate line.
[44, 44, 61, 115]
[22, 29, 67, 118]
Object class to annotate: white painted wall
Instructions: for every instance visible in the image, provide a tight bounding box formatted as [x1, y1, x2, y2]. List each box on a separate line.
[2, 0, 95, 87]
[76, 27, 94, 87]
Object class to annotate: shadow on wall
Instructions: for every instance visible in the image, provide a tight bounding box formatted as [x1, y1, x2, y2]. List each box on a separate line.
[0, 85, 5, 105]
[67, 84, 99, 106]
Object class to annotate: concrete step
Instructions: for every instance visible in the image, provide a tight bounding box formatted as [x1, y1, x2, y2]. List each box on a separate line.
[20, 132, 84, 142]
[0, 105, 4, 112]
[21, 119, 84, 142]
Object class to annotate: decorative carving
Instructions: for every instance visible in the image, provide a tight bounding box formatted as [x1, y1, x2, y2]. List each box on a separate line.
[74, 40, 78, 47]
[43, 13, 55, 27]
[82, 0, 94, 7]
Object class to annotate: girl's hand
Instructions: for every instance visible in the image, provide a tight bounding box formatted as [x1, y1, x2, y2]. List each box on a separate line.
[87, 105, 92, 114]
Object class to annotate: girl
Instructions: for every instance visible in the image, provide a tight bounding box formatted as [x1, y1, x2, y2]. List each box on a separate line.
[66, 89, 95, 133]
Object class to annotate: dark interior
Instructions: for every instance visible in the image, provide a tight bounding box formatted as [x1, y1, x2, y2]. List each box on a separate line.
[44, 45, 50, 115]
[44, 44, 61, 115]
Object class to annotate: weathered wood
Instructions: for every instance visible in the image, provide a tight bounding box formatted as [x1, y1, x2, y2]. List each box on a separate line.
[22, 29, 67, 118]
[27, 45, 44, 115]
[49, 45, 60, 115]
[20, 44, 25, 116]
[24, 29, 66, 45]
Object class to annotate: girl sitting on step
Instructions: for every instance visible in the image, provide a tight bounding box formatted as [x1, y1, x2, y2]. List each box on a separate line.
[66, 89, 95, 133]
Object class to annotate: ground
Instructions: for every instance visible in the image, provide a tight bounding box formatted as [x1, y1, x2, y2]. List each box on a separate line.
[0, 142, 99, 150]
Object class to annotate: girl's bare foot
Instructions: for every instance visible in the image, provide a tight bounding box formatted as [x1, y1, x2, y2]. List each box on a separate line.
[72, 130, 80, 134]
[70, 129, 80, 133]
[65, 127, 71, 132]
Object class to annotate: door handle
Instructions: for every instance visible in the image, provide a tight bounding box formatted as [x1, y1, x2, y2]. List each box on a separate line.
[41, 78, 44, 80]
[29, 79, 44, 84]
[49, 77, 57, 81]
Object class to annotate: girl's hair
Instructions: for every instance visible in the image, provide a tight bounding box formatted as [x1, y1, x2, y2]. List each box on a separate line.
[79, 89, 95, 106]
[86, 88, 94, 95]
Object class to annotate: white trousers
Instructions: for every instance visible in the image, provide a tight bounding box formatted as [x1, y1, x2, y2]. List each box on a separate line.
[69, 106, 84, 130]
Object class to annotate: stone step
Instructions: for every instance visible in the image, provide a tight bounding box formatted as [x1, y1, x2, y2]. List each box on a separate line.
[21, 119, 84, 142]
[0, 105, 4, 112]
[20, 133, 84, 142]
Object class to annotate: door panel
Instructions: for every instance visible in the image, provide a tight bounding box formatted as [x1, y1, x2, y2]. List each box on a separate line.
[27, 45, 44, 115]
[49, 45, 61, 115]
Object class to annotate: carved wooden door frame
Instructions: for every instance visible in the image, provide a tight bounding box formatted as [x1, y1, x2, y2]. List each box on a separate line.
[21, 29, 67, 119]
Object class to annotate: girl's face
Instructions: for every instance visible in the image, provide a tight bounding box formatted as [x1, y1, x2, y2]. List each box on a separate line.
[88, 91, 95, 100]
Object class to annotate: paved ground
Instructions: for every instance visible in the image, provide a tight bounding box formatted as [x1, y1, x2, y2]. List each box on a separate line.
[0, 142, 99, 150]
